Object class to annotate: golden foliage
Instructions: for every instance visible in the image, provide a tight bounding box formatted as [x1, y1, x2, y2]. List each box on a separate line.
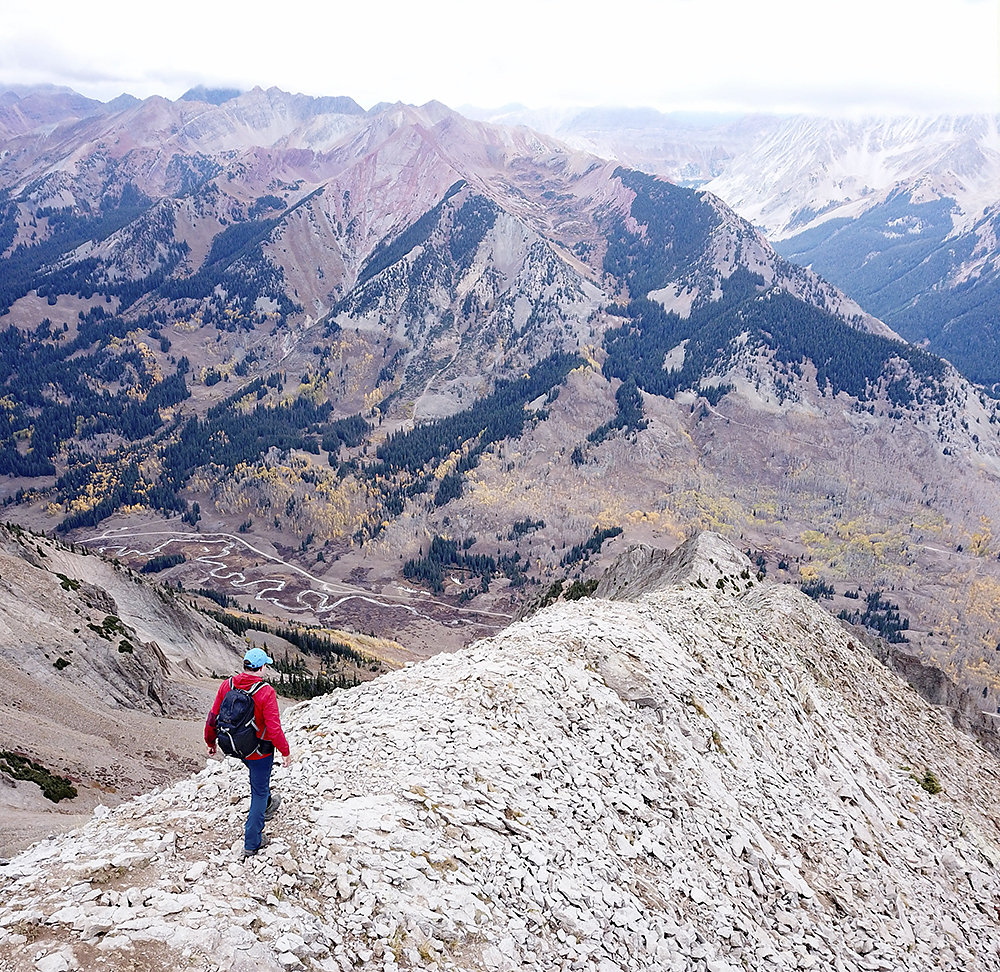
[968, 516, 993, 557]
[62, 460, 152, 515]
[835, 519, 905, 561]
[800, 529, 828, 548]
[963, 577, 1000, 625]
[666, 489, 744, 534]
[909, 511, 947, 535]
[133, 341, 163, 385]
[296, 372, 329, 404]
[211, 457, 372, 541]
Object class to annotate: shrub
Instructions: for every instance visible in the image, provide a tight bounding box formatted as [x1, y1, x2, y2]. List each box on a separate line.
[0, 751, 77, 802]
[564, 578, 598, 600]
[56, 572, 80, 591]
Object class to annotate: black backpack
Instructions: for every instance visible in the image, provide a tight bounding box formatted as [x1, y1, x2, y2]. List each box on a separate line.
[215, 678, 272, 759]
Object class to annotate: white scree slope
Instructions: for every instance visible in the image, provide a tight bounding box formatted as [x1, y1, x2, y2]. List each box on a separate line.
[2, 533, 1000, 972]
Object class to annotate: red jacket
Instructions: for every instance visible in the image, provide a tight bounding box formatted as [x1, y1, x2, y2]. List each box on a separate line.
[205, 672, 290, 760]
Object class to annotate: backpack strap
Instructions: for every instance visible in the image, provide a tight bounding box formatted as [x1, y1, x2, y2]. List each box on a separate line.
[227, 677, 265, 696]
[246, 679, 271, 755]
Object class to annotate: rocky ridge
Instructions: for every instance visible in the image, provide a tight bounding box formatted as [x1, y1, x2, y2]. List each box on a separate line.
[2, 533, 1000, 972]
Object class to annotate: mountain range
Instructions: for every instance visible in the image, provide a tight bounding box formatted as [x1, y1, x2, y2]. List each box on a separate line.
[3, 534, 1000, 971]
[707, 114, 1000, 389]
[480, 105, 1000, 389]
[1, 84, 1000, 729]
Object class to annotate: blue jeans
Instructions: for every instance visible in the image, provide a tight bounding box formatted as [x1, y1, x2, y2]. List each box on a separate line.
[243, 754, 273, 851]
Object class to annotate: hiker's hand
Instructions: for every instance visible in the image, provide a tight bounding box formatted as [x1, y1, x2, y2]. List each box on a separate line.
[281, 752, 292, 768]
[207, 744, 217, 755]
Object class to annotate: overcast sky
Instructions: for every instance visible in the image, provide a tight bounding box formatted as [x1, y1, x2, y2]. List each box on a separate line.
[2, 0, 997, 115]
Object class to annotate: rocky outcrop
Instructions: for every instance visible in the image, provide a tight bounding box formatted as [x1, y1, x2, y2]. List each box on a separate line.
[602, 536, 1000, 757]
[855, 625, 1000, 756]
[2, 533, 1000, 971]
[595, 532, 762, 600]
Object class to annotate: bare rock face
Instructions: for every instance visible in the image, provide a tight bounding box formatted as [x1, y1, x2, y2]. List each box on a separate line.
[596, 531, 760, 600]
[75, 579, 119, 617]
[856, 626, 1000, 754]
[3, 532, 1000, 971]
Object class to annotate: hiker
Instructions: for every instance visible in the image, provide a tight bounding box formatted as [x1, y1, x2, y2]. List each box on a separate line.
[205, 647, 291, 858]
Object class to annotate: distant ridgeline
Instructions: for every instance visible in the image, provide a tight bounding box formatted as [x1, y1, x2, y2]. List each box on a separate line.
[776, 191, 1000, 390]
[0, 182, 301, 323]
[602, 275, 949, 409]
[600, 170, 953, 418]
[0, 184, 184, 316]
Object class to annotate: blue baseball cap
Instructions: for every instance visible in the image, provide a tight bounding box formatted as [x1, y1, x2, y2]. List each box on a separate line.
[243, 647, 274, 669]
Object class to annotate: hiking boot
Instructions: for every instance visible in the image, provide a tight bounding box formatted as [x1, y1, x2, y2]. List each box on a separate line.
[264, 793, 282, 821]
[242, 834, 270, 859]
